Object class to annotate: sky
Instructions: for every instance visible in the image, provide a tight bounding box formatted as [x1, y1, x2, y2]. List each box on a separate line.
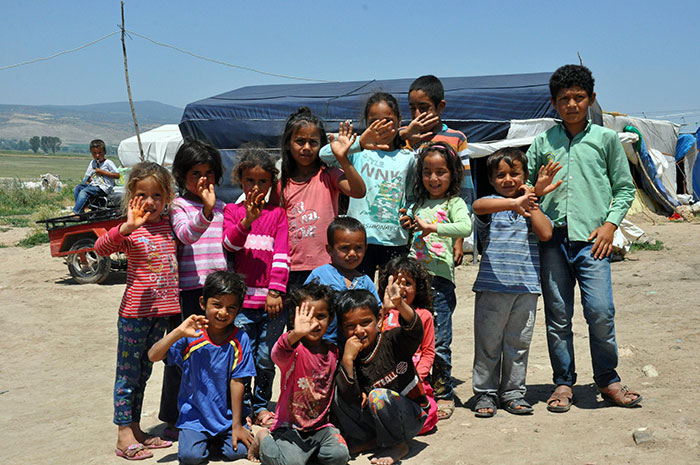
[1, 0, 699, 133]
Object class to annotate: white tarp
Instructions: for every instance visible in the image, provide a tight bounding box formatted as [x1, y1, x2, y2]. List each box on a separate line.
[117, 124, 184, 168]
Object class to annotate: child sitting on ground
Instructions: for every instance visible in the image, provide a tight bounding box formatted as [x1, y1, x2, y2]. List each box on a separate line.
[379, 257, 438, 434]
[471, 147, 557, 417]
[148, 271, 256, 464]
[248, 282, 350, 465]
[304, 216, 381, 344]
[72, 139, 120, 214]
[333, 287, 427, 465]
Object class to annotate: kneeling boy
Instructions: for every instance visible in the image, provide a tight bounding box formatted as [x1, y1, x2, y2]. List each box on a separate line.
[149, 271, 256, 464]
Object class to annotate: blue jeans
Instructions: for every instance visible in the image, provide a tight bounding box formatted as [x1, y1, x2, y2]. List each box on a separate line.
[178, 427, 249, 464]
[539, 227, 621, 388]
[235, 307, 287, 415]
[430, 276, 457, 400]
[73, 183, 104, 213]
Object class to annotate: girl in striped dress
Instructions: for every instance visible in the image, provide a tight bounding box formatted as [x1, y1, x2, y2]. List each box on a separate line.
[95, 162, 179, 461]
[223, 143, 290, 428]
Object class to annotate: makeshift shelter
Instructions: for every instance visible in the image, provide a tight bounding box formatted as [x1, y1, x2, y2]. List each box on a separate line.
[117, 124, 184, 168]
[179, 72, 561, 202]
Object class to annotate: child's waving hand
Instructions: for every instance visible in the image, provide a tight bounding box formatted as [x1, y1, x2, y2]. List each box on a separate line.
[534, 161, 563, 197]
[179, 314, 209, 338]
[288, 302, 320, 345]
[241, 186, 265, 229]
[120, 197, 151, 235]
[400, 112, 440, 146]
[329, 120, 357, 163]
[197, 177, 217, 219]
[359, 119, 396, 151]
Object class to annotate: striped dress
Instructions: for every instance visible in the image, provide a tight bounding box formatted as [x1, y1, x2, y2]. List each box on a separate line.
[95, 218, 180, 318]
[222, 202, 289, 309]
[170, 196, 228, 291]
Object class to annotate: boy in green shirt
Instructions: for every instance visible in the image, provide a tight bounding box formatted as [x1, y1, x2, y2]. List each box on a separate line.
[526, 65, 642, 412]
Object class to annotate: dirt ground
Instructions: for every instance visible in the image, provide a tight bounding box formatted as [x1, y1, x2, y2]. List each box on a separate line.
[1, 214, 699, 465]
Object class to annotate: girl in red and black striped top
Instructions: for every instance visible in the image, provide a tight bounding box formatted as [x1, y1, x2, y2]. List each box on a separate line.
[95, 162, 179, 459]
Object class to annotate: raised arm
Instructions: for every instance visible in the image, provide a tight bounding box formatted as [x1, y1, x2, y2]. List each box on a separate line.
[331, 121, 366, 199]
[148, 314, 208, 362]
[472, 192, 537, 217]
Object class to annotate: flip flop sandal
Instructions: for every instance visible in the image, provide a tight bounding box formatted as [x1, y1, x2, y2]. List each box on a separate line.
[254, 410, 276, 428]
[436, 399, 455, 421]
[600, 385, 643, 408]
[142, 436, 172, 449]
[503, 398, 534, 415]
[474, 394, 497, 418]
[546, 388, 573, 413]
[115, 443, 153, 461]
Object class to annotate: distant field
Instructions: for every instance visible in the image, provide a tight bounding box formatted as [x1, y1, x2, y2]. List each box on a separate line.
[0, 152, 120, 182]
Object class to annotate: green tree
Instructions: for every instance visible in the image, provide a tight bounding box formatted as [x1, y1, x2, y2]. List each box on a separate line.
[29, 136, 40, 153]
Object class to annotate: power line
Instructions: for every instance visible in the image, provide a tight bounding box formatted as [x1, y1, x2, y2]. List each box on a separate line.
[0, 31, 120, 71]
[124, 29, 337, 83]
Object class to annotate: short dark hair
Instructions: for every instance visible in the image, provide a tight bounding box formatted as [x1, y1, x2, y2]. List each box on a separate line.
[232, 142, 279, 186]
[486, 147, 529, 180]
[409, 75, 445, 108]
[336, 289, 380, 321]
[327, 215, 366, 246]
[172, 140, 224, 193]
[202, 270, 247, 304]
[377, 256, 433, 310]
[89, 139, 106, 152]
[549, 64, 595, 99]
[290, 281, 337, 322]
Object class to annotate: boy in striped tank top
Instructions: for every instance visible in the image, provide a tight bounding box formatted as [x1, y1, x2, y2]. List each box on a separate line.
[470, 148, 559, 418]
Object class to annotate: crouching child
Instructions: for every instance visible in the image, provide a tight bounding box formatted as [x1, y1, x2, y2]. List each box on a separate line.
[148, 271, 255, 464]
[333, 287, 428, 465]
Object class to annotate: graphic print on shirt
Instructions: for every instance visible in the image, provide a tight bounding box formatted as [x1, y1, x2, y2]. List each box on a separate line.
[290, 371, 332, 429]
[288, 201, 319, 245]
[412, 208, 448, 264]
[137, 235, 178, 300]
[360, 162, 406, 223]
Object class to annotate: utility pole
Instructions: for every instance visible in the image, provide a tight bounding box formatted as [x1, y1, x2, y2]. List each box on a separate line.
[121, 1, 144, 161]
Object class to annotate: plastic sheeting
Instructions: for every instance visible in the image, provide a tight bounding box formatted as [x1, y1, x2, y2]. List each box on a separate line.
[117, 124, 184, 168]
[179, 73, 559, 150]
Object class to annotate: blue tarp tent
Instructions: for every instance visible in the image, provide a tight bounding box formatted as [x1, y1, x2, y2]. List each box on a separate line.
[179, 72, 559, 200]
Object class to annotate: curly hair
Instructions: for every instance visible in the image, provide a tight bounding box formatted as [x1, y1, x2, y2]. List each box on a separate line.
[171, 139, 223, 194]
[122, 161, 175, 213]
[279, 107, 328, 206]
[413, 142, 464, 208]
[289, 281, 337, 322]
[232, 142, 279, 186]
[377, 256, 433, 311]
[549, 64, 595, 99]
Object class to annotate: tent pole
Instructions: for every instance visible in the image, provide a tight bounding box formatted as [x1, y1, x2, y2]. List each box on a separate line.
[121, 1, 144, 161]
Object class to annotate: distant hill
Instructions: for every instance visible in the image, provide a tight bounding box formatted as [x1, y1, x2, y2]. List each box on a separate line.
[0, 101, 183, 145]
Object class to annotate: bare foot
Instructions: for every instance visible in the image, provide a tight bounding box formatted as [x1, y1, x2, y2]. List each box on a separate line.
[247, 429, 269, 462]
[116, 425, 152, 460]
[370, 442, 409, 465]
[130, 422, 171, 449]
[349, 438, 376, 455]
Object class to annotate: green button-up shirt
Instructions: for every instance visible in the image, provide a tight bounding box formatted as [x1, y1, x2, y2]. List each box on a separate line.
[526, 121, 635, 242]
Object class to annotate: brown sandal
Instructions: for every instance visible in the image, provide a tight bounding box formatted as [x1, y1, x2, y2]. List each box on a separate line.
[546, 385, 573, 413]
[599, 383, 642, 408]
